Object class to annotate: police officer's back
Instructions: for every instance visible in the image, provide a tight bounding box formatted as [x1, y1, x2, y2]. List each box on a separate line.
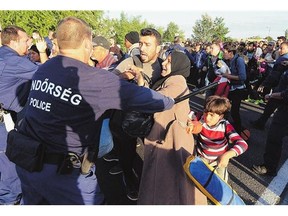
[12, 17, 174, 205]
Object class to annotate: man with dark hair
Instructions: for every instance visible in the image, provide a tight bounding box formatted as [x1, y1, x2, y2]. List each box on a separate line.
[0, 25, 40, 205]
[124, 31, 140, 57]
[108, 28, 164, 201]
[277, 36, 286, 41]
[190, 42, 207, 88]
[273, 36, 287, 60]
[114, 28, 162, 83]
[221, 43, 247, 134]
[204, 42, 223, 98]
[164, 34, 186, 57]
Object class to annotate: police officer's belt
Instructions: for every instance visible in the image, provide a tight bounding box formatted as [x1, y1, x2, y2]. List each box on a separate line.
[43, 152, 66, 164]
[6, 129, 82, 173]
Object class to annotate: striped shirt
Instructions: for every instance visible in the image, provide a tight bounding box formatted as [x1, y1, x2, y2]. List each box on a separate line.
[196, 119, 248, 162]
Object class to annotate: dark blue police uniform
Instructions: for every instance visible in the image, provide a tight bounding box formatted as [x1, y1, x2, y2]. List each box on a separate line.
[0, 45, 38, 204]
[262, 69, 288, 174]
[16, 55, 174, 204]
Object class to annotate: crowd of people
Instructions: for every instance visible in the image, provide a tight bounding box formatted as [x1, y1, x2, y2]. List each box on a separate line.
[0, 16, 288, 205]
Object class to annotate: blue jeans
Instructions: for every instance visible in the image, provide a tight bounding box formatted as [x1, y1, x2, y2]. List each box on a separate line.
[16, 163, 104, 205]
[0, 152, 22, 204]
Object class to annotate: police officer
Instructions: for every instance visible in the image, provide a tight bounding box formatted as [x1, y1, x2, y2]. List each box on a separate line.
[253, 68, 288, 176]
[14, 17, 174, 205]
[0, 25, 40, 205]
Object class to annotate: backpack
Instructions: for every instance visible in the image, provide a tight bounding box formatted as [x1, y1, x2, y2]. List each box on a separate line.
[120, 55, 163, 138]
[247, 56, 260, 83]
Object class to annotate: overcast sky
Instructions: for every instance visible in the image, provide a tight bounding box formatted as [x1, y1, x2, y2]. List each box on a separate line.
[3, 0, 287, 40]
[104, 10, 287, 40]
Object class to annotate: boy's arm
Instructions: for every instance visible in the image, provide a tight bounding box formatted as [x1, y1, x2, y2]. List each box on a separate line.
[218, 121, 248, 168]
[217, 150, 237, 168]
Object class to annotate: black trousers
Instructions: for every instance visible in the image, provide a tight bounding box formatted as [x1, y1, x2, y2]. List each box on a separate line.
[257, 98, 281, 125]
[109, 110, 138, 186]
[263, 105, 288, 172]
[228, 88, 247, 133]
[187, 67, 199, 87]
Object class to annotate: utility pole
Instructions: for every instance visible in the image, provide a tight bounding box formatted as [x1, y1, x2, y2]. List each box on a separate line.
[267, 26, 271, 36]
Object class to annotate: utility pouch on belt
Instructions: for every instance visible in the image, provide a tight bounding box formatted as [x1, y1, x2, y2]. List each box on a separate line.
[6, 129, 45, 172]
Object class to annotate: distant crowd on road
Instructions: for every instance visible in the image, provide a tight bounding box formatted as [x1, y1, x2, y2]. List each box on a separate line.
[0, 17, 288, 205]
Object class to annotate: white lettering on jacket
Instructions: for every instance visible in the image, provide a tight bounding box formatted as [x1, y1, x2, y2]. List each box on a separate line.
[29, 78, 83, 112]
[29, 98, 51, 112]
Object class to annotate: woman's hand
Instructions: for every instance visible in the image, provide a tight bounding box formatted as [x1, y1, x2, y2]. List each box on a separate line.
[35, 39, 48, 63]
[121, 65, 145, 86]
[35, 39, 47, 53]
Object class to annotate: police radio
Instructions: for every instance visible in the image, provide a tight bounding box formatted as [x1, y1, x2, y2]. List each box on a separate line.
[0, 103, 15, 132]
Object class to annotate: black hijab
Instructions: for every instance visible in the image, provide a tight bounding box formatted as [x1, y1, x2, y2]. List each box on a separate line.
[151, 51, 191, 90]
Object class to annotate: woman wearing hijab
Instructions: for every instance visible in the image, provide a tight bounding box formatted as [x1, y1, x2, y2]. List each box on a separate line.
[131, 51, 207, 204]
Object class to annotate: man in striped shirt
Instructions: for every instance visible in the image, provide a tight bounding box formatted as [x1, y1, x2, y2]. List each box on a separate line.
[193, 95, 248, 181]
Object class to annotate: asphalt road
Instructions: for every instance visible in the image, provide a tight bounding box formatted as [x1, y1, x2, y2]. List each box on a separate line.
[190, 94, 288, 205]
[95, 94, 288, 205]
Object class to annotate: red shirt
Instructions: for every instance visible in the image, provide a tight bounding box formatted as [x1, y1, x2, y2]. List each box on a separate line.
[96, 54, 116, 70]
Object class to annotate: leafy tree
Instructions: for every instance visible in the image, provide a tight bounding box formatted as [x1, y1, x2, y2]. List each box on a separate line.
[162, 22, 185, 43]
[248, 35, 264, 42]
[0, 10, 183, 51]
[0, 10, 104, 37]
[107, 12, 162, 51]
[191, 13, 229, 43]
[265, 36, 274, 42]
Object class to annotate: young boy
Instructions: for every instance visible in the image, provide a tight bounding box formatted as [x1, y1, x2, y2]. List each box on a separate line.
[187, 95, 248, 181]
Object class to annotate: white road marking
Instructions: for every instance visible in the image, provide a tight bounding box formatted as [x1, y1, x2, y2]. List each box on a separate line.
[256, 159, 288, 205]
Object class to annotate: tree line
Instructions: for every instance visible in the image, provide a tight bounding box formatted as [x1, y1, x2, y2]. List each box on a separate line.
[0, 10, 233, 47]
